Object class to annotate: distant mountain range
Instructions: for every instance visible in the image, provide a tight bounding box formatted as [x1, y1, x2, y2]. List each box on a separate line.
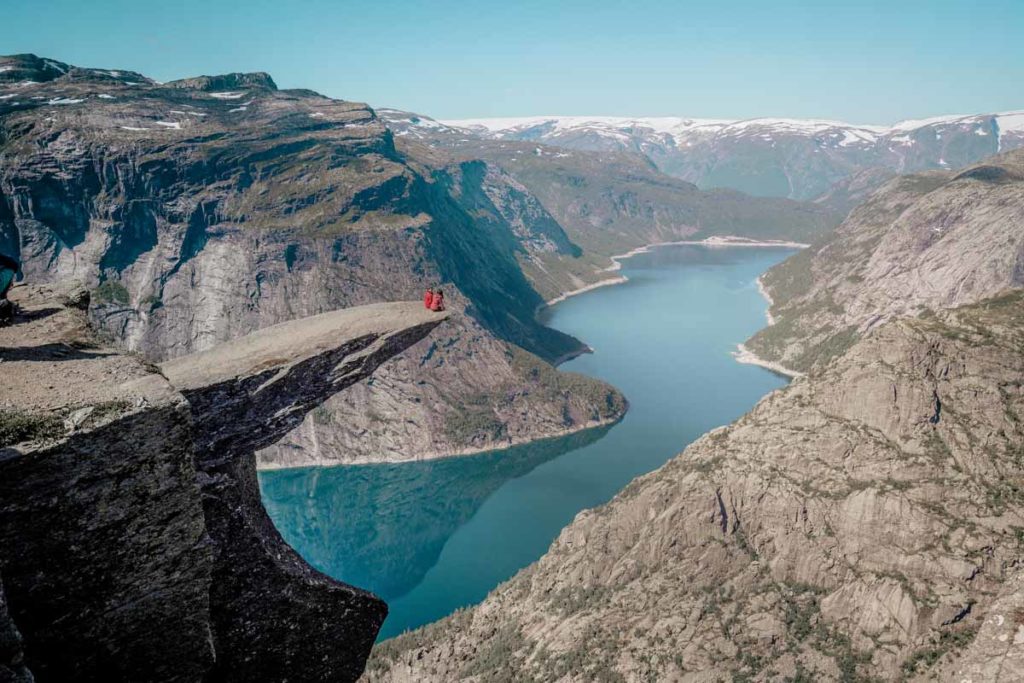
[394, 111, 1024, 203]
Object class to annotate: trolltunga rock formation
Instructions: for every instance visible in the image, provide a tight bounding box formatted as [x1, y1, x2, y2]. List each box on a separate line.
[0, 283, 446, 682]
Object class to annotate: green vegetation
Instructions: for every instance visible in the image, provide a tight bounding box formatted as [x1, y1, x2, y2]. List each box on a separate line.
[140, 293, 162, 311]
[93, 280, 130, 306]
[901, 625, 979, 676]
[0, 409, 64, 448]
[458, 624, 529, 680]
[443, 398, 506, 444]
[508, 345, 626, 421]
[0, 400, 132, 449]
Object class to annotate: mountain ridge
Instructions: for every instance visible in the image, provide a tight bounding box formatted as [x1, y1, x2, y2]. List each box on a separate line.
[415, 110, 1024, 202]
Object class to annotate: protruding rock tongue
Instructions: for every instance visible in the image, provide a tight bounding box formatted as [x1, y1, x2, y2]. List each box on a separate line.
[160, 302, 447, 683]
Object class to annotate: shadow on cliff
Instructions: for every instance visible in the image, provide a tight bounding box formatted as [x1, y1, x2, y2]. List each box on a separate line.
[0, 342, 115, 362]
[258, 423, 614, 602]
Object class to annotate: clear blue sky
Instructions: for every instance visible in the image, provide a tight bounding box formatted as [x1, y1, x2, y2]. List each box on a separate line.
[3, 0, 1021, 123]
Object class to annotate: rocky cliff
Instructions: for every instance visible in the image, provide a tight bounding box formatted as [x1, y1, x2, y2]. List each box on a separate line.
[0, 53, 624, 466]
[747, 148, 1024, 374]
[366, 289, 1024, 683]
[0, 282, 446, 681]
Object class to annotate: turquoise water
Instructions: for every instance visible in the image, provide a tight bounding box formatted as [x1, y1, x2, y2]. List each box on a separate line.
[259, 245, 794, 641]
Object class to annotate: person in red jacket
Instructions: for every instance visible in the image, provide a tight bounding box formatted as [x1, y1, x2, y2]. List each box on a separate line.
[423, 287, 434, 310]
[429, 289, 445, 312]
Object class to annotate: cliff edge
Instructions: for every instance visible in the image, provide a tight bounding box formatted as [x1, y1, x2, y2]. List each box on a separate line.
[0, 283, 446, 682]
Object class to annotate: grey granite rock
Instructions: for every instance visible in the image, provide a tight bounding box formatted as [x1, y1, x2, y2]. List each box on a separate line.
[0, 286, 446, 681]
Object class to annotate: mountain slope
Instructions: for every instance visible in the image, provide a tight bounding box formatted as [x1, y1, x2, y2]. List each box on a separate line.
[0, 53, 623, 465]
[382, 109, 842, 300]
[367, 289, 1024, 683]
[365, 154, 1024, 681]
[440, 112, 1024, 202]
[746, 149, 1024, 374]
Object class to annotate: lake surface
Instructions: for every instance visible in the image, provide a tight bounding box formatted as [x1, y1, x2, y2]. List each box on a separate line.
[259, 245, 795, 641]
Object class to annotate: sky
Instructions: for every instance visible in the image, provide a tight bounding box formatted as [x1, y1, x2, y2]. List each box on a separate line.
[2, 0, 1022, 124]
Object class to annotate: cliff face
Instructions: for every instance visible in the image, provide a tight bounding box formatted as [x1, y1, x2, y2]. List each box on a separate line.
[366, 291, 1024, 683]
[0, 53, 624, 466]
[0, 283, 446, 681]
[747, 149, 1024, 374]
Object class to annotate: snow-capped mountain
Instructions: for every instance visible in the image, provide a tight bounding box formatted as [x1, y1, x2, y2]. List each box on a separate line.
[438, 112, 1024, 201]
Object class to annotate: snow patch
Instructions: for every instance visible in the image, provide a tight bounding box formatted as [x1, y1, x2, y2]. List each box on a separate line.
[209, 91, 245, 99]
[0, 66, 13, 73]
[155, 121, 182, 129]
[120, 126, 149, 131]
[996, 111, 1024, 133]
[97, 93, 115, 99]
[444, 110, 1024, 151]
[47, 97, 84, 105]
[228, 106, 247, 113]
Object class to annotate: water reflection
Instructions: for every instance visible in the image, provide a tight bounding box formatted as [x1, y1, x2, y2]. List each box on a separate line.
[259, 424, 614, 602]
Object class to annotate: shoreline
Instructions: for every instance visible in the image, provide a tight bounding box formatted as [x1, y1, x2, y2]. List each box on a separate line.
[262, 236, 806, 472]
[735, 269, 802, 378]
[542, 235, 808, 314]
[756, 274, 776, 325]
[543, 275, 628, 306]
[604, 235, 810, 273]
[256, 413, 624, 471]
[732, 343, 803, 379]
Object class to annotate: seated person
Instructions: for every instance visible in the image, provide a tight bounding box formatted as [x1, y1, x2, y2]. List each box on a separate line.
[429, 288, 445, 312]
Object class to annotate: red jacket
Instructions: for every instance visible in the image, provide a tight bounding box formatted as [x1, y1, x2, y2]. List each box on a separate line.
[423, 290, 433, 309]
[429, 292, 445, 312]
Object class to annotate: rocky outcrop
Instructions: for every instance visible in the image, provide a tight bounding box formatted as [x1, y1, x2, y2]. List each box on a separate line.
[0, 284, 446, 681]
[0, 53, 624, 466]
[747, 148, 1024, 374]
[366, 291, 1024, 682]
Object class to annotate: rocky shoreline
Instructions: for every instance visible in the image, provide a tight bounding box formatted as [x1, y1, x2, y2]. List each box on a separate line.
[257, 412, 625, 470]
[731, 272, 803, 377]
[731, 342, 803, 378]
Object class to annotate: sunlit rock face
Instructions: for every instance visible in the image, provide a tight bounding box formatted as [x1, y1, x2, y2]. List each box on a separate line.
[366, 290, 1024, 683]
[747, 149, 1024, 374]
